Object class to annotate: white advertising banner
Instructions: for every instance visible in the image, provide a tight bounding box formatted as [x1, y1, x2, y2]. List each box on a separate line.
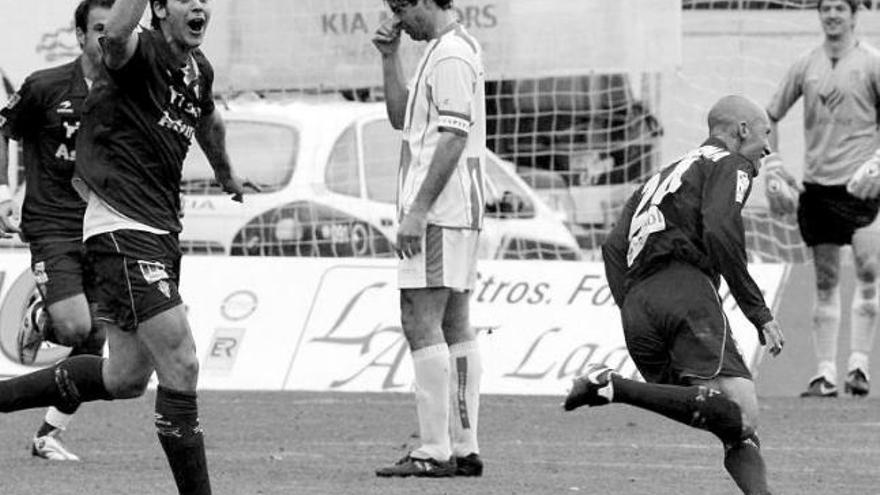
[0, 255, 785, 395]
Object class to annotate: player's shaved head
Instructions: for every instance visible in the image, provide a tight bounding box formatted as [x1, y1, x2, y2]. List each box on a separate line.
[708, 95, 767, 135]
[708, 95, 772, 165]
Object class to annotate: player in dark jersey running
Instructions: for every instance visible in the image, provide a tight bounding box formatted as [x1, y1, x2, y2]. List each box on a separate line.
[563, 95, 785, 495]
[0, 0, 115, 461]
[0, 1, 252, 493]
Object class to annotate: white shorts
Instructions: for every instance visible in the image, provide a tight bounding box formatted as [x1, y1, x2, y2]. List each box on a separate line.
[398, 225, 480, 291]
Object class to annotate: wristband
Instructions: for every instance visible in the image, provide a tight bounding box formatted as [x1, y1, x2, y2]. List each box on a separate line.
[0, 184, 10, 203]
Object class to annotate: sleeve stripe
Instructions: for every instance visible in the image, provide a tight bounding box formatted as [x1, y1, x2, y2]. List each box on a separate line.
[438, 110, 471, 121]
[438, 125, 468, 137]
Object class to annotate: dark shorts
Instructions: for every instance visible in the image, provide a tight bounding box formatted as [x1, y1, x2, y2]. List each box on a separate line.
[29, 240, 88, 306]
[85, 230, 182, 332]
[620, 261, 752, 385]
[797, 183, 880, 246]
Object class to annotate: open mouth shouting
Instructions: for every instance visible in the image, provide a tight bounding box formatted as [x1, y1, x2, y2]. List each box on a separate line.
[187, 17, 207, 36]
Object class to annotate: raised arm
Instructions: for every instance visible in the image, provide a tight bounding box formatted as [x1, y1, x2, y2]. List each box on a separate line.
[101, 0, 149, 69]
[372, 18, 408, 129]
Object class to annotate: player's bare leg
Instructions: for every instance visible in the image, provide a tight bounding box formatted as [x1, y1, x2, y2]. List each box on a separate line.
[28, 294, 100, 461]
[137, 305, 211, 494]
[100, 323, 154, 398]
[442, 290, 483, 476]
[376, 288, 455, 478]
[45, 295, 93, 346]
[848, 227, 880, 396]
[18, 292, 92, 365]
[802, 244, 842, 397]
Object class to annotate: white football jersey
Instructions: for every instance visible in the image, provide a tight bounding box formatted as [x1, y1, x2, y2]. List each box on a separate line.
[398, 23, 486, 230]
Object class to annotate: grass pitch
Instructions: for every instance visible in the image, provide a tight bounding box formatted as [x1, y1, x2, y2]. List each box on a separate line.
[0, 392, 876, 494]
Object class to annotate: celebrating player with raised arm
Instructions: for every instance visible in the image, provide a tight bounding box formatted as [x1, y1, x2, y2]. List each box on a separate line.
[0, 0, 115, 461]
[0, 1, 253, 493]
[765, 0, 880, 397]
[373, 0, 486, 479]
[564, 96, 784, 495]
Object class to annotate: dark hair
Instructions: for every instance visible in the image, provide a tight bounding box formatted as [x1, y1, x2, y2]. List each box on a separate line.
[74, 0, 115, 33]
[385, 0, 454, 10]
[151, 0, 168, 29]
[817, 0, 863, 13]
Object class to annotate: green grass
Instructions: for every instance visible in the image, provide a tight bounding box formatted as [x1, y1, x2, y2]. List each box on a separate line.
[0, 392, 877, 494]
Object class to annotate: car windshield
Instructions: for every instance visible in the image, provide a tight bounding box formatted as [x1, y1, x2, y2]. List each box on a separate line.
[363, 119, 400, 204]
[182, 121, 298, 194]
[362, 119, 533, 212]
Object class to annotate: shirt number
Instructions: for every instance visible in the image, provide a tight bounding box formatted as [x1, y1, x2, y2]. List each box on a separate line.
[626, 150, 701, 266]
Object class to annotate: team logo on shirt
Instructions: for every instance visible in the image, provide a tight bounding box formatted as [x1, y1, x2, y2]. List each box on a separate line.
[56, 100, 73, 114]
[819, 87, 845, 114]
[735, 170, 750, 204]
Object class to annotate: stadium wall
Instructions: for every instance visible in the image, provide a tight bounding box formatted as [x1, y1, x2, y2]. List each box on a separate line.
[0, 0, 680, 88]
[0, 255, 785, 395]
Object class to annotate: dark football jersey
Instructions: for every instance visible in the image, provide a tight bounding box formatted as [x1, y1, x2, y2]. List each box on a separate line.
[0, 59, 88, 241]
[602, 137, 773, 331]
[75, 28, 215, 233]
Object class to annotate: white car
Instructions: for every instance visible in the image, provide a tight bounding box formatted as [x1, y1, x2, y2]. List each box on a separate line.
[180, 95, 581, 261]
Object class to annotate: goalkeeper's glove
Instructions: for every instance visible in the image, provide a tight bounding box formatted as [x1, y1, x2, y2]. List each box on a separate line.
[763, 153, 800, 216]
[847, 150, 880, 200]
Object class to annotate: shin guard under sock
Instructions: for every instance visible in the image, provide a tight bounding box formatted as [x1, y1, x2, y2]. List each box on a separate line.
[155, 386, 211, 495]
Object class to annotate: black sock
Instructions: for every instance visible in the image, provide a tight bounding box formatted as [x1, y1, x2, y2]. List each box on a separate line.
[155, 386, 211, 495]
[724, 435, 770, 494]
[0, 355, 111, 413]
[610, 376, 744, 442]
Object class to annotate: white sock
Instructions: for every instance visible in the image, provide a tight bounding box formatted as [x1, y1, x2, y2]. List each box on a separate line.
[850, 280, 877, 375]
[410, 344, 450, 461]
[44, 407, 72, 432]
[813, 288, 840, 383]
[448, 340, 482, 457]
[848, 352, 870, 379]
